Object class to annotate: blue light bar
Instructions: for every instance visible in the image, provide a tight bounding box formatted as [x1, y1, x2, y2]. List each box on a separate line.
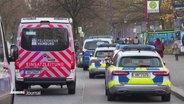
[97, 43, 117, 48]
[87, 35, 113, 39]
[119, 44, 156, 51]
[171, 2, 184, 7]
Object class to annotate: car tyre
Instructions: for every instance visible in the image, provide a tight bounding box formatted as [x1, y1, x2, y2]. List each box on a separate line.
[15, 80, 28, 91]
[107, 89, 115, 101]
[83, 66, 88, 71]
[161, 94, 171, 101]
[89, 73, 95, 78]
[67, 81, 76, 94]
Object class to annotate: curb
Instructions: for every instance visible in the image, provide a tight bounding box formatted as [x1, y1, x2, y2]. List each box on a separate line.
[171, 85, 184, 101]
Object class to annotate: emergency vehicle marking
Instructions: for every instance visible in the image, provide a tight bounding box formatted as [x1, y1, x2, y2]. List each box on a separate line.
[17, 23, 73, 78]
[50, 51, 70, 70]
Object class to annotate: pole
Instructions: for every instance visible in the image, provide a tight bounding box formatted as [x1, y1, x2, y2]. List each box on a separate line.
[145, 0, 149, 44]
[109, 0, 113, 37]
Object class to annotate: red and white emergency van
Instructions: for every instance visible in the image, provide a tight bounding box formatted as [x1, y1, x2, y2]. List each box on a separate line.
[12, 17, 76, 94]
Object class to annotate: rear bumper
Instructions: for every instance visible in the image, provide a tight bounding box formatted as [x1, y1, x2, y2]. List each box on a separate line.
[23, 77, 67, 84]
[89, 68, 105, 75]
[15, 69, 76, 85]
[81, 63, 89, 67]
[109, 85, 171, 95]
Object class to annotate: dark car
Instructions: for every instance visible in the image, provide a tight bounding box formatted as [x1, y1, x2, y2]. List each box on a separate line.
[0, 17, 14, 104]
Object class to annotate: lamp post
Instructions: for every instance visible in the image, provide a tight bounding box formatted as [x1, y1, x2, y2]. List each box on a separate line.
[109, 0, 113, 37]
[145, 0, 149, 44]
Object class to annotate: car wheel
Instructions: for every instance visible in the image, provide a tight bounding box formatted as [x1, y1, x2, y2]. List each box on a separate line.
[83, 66, 88, 71]
[89, 73, 95, 78]
[15, 81, 28, 91]
[161, 94, 171, 101]
[11, 93, 14, 104]
[67, 81, 76, 94]
[107, 89, 115, 101]
[105, 80, 107, 95]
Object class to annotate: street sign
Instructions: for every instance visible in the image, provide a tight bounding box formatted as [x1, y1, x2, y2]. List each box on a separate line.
[147, 1, 159, 13]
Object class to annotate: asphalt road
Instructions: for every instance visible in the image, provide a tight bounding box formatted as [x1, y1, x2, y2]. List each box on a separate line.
[12, 66, 183, 104]
[163, 55, 184, 90]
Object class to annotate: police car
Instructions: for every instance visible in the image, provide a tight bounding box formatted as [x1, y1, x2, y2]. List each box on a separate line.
[105, 44, 171, 101]
[81, 36, 113, 70]
[88, 44, 116, 78]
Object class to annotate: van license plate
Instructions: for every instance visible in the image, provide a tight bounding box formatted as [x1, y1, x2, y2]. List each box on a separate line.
[24, 70, 41, 75]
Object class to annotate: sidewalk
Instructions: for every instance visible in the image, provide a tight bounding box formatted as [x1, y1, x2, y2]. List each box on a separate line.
[163, 55, 184, 101]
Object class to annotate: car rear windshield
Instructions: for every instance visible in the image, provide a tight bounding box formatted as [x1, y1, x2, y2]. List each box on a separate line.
[84, 41, 109, 50]
[21, 28, 69, 51]
[95, 50, 113, 58]
[119, 56, 162, 67]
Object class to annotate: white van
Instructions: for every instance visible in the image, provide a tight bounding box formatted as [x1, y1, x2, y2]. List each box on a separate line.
[12, 17, 76, 94]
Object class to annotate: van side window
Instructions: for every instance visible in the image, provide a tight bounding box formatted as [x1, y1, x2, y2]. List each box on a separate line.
[21, 28, 69, 51]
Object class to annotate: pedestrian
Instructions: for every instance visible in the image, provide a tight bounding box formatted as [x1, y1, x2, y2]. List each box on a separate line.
[172, 42, 180, 61]
[153, 38, 165, 58]
[133, 36, 139, 44]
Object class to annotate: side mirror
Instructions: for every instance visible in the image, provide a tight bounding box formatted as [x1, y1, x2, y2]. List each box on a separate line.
[90, 53, 93, 57]
[9, 45, 18, 61]
[9, 32, 14, 43]
[105, 57, 111, 67]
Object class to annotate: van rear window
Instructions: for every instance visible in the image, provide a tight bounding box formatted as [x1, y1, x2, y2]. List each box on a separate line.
[21, 28, 69, 51]
[84, 41, 109, 50]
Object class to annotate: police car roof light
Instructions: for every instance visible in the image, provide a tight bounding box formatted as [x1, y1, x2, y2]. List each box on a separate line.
[120, 44, 155, 51]
[87, 35, 113, 39]
[21, 17, 72, 23]
[97, 43, 117, 48]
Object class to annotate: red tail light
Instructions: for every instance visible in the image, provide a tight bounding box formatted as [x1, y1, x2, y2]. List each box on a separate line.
[153, 71, 169, 76]
[91, 59, 101, 63]
[71, 52, 76, 69]
[112, 70, 129, 76]
[82, 51, 84, 56]
[15, 61, 19, 69]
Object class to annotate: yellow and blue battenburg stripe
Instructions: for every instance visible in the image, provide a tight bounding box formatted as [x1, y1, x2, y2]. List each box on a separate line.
[107, 66, 171, 89]
[88, 57, 106, 70]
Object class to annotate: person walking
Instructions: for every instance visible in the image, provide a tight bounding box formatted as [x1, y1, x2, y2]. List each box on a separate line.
[153, 38, 165, 58]
[172, 42, 180, 61]
[133, 36, 139, 44]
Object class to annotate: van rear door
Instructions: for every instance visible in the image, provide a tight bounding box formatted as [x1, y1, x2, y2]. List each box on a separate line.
[17, 23, 72, 78]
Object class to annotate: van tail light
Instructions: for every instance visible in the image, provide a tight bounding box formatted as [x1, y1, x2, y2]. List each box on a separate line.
[15, 61, 19, 69]
[112, 70, 129, 76]
[153, 71, 169, 76]
[71, 52, 76, 69]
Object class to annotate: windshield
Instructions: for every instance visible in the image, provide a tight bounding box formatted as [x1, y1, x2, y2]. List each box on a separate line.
[21, 28, 69, 51]
[119, 56, 162, 67]
[84, 41, 109, 50]
[95, 50, 113, 58]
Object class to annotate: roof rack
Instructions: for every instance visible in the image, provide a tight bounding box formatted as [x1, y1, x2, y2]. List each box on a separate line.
[21, 17, 72, 23]
[87, 35, 113, 39]
[118, 44, 156, 51]
[97, 43, 117, 48]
